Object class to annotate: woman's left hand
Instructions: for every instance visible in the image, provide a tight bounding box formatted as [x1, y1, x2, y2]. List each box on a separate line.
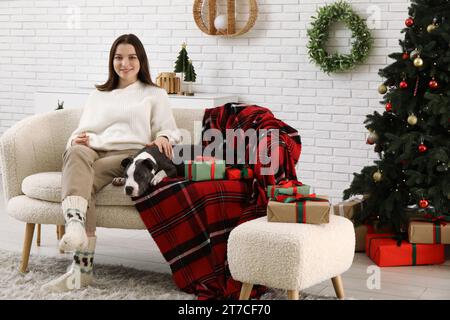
[147, 136, 173, 159]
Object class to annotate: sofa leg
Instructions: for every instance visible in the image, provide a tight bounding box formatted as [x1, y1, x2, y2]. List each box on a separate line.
[36, 224, 41, 247]
[287, 290, 299, 300]
[56, 225, 60, 240]
[331, 275, 345, 299]
[239, 282, 253, 300]
[20, 223, 35, 273]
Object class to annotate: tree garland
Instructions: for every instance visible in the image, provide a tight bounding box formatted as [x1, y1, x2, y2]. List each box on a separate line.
[307, 1, 372, 74]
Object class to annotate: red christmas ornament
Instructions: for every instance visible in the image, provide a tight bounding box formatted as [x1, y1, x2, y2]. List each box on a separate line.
[400, 80, 408, 89]
[402, 52, 410, 60]
[429, 79, 439, 89]
[418, 143, 427, 153]
[419, 199, 429, 208]
[405, 17, 414, 27]
[385, 102, 392, 112]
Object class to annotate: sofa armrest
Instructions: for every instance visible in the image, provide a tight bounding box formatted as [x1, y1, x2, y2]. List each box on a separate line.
[0, 108, 81, 202]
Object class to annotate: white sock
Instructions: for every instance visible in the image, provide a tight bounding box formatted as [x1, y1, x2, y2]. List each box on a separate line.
[59, 196, 89, 252]
[41, 236, 96, 293]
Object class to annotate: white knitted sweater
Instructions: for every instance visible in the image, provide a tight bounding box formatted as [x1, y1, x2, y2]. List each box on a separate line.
[66, 80, 181, 151]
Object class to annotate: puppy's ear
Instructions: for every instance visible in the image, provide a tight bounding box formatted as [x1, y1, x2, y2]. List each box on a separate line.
[143, 158, 157, 171]
[121, 157, 133, 168]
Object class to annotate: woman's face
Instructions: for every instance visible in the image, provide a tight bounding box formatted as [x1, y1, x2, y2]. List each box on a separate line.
[113, 43, 140, 83]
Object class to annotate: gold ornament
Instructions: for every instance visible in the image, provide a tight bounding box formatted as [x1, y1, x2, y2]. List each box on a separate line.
[413, 56, 424, 67]
[373, 170, 382, 182]
[378, 84, 387, 94]
[427, 24, 437, 33]
[407, 114, 418, 125]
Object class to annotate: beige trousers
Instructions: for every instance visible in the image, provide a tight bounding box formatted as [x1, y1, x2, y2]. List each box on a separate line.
[61, 145, 140, 233]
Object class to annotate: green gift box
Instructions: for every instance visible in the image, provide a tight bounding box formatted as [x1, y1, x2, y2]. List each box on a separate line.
[184, 156, 225, 181]
[267, 182, 311, 199]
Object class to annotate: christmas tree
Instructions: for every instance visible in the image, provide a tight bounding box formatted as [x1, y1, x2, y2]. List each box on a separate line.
[344, 0, 450, 232]
[184, 59, 196, 96]
[174, 42, 190, 74]
[184, 59, 196, 82]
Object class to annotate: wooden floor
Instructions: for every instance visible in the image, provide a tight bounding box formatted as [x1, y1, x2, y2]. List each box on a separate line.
[0, 191, 449, 299]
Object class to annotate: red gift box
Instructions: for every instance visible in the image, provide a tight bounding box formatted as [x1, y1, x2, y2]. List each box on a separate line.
[365, 233, 445, 267]
[225, 166, 254, 180]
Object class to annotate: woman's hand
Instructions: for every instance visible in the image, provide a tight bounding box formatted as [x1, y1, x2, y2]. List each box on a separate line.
[147, 136, 172, 159]
[71, 132, 90, 147]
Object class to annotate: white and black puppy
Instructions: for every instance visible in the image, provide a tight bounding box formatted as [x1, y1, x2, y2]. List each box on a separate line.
[120, 145, 180, 198]
[118, 144, 203, 197]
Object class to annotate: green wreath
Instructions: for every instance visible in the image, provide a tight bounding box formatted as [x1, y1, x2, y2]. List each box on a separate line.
[307, 1, 372, 74]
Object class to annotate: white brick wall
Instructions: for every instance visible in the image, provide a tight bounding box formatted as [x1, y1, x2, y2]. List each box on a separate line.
[0, 0, 410, 203]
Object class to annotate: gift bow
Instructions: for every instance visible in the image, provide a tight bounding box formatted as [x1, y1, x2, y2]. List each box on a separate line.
[422, 214, 450, 226]
[269, 180, 306, 198]
[278, 180, 304, 187]
[275, 193, 328, 204]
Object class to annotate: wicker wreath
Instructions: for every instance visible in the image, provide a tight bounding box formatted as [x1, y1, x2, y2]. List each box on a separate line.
[307, 1, 372, 73]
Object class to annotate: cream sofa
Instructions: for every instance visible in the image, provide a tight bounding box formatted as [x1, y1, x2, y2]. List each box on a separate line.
[0, 107, 204, 272]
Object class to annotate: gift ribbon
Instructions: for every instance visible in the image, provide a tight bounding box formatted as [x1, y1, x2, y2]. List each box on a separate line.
[296, 202, 307, 223]
[275, 193, 328, 204]
[434, 222, 441, 244]
[422, 214, 450, 226]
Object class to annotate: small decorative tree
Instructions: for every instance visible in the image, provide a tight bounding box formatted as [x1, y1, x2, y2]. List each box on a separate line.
[174, 43, 190, 94]
[184, 59, 197, 96]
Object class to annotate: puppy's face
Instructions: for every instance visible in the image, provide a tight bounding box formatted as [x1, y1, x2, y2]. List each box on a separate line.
[121, 151, 158, 197]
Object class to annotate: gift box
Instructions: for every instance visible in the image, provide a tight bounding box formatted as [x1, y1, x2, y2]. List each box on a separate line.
[408, 220, 450, 244]
[333, 198, 365, 220]
[354, 222, 394, 252]
[365, 233, 445, 267]
[267, 195, 330, 224]
[184, 156, 225, 181]
[267, 180, 311, 199]
[225, 165, 254, 180]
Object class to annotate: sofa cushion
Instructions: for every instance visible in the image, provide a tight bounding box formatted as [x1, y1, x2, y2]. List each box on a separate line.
[21, 172, 134, 206]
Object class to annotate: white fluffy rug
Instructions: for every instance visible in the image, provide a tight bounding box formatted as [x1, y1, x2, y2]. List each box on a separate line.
[0, 249, 337, 300]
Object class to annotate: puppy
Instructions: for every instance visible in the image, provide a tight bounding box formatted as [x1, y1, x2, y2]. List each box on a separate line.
[119, 145, 180, 197]
[117, 144, 205, 197]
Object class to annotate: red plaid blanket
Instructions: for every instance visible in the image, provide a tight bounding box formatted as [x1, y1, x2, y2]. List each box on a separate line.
[134, 178, 267, 299]
[134, 103, 302, 300]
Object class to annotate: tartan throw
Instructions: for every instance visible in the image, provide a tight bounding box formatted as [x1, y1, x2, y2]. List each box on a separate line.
[133, 103, 302, 300]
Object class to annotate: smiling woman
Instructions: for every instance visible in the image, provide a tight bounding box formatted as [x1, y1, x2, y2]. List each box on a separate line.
[40, 33, 182, 293]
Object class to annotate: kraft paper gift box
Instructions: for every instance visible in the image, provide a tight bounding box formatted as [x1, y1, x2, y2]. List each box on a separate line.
[354, 222, 394, 252]
[365, 233, 445, 267]
[408, 220, 450, 244]
[267, 181, 311, 199]
[266, 196, 330, 224]
[184, 156, 225, 181]
[333, 198, 365, 220]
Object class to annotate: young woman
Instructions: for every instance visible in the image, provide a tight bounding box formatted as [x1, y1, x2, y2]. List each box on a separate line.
[42, 34, 180, 292]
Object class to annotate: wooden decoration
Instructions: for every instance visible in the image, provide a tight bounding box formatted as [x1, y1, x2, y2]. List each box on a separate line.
[156, 72, 181, 94]
[193, 0, 258, 37]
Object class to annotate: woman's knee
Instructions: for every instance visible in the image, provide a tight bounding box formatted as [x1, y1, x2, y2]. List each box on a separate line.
[63, 145, 94, 162]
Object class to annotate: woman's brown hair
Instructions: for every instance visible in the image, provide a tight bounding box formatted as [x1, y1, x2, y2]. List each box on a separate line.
[96, 34, 156, 91]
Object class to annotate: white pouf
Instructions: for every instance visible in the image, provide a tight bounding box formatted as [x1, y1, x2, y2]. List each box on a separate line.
[227, 214, 355, 299]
